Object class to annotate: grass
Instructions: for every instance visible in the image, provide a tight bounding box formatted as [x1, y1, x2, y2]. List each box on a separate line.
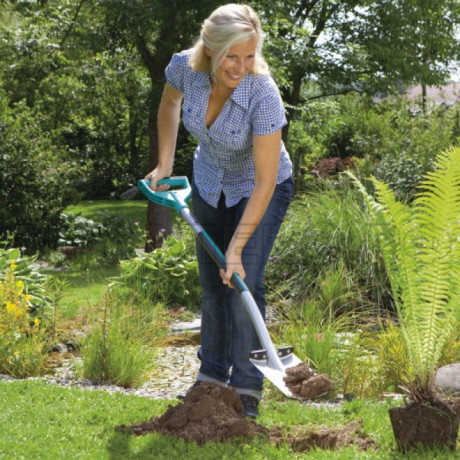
[50, 266, 119, 319]
[64, 200, 148, 230]
[1, 380, 459, 459]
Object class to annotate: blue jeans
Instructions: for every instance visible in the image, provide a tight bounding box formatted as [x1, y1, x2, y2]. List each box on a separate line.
[191, 177, 293, 399]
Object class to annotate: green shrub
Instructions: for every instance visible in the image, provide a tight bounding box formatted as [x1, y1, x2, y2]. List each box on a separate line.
[292, 94, 458, 200]
[110, 226, 201, 310]
[0, 102, 76, 250]
[92, 210, 144, 264]
[57, 210, 144, 267]
[58, 213, 106, 248]
[265, 182, 391, 312]
[373, 151, 433, 203]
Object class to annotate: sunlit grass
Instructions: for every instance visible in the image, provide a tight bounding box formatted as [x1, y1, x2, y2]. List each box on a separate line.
[1, 380, 459, 459]
[46, 266, 119, 319]
[64, 200, 148, 229]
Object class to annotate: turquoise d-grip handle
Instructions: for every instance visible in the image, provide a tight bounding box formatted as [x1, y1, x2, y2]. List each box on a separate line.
[138, 176, 192, 213]
[157, 176, 190, 188]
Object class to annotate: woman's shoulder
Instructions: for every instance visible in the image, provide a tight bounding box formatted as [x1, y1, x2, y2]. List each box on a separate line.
[165, 48, 200, 91]
[169, 48, 194, 67]
[250, 74, 282, 99]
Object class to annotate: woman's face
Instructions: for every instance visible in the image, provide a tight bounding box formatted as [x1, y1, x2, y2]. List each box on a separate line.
[209, 38, 257, 90]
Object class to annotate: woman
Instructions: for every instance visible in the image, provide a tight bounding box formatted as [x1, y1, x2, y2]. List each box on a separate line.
[145, 3, 293, 418]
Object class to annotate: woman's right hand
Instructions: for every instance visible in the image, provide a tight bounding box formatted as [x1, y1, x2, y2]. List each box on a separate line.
[144, 165, 173, 191]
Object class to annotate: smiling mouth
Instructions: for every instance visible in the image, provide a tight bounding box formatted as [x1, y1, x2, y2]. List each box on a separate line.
[226, 71, 242, 81]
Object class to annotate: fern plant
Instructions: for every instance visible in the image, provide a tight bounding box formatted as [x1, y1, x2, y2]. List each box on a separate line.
[348, 146, 460, 402]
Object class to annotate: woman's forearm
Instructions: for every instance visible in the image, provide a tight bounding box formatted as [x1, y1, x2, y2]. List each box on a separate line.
[158, 104, 181, 169]
[146, 83, 184, 189]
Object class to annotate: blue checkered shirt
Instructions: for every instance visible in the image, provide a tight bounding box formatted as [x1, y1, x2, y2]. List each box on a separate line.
[165, 49, 292, 208]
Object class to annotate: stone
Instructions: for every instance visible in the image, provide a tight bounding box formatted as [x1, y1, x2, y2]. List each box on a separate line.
[172, 317, 202, 333]
[50, 342, 68, 353]
[435, 363, 460, 396]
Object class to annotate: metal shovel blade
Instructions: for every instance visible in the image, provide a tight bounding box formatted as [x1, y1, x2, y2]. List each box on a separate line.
[250, 346, 303, 398]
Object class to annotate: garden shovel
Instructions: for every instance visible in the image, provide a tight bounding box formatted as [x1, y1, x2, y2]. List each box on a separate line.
[138, 176, 302, 398]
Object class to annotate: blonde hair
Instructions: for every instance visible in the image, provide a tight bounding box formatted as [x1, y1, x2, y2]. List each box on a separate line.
[189, 4, 269, 79]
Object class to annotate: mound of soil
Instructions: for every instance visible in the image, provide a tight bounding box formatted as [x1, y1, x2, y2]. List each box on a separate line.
[117, 382, 377, 451]
[284, 362, 333, 399]
[117, 382, 269, 444]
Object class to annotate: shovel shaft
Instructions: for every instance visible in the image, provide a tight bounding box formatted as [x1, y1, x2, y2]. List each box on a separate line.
[180, 207, 286, 372]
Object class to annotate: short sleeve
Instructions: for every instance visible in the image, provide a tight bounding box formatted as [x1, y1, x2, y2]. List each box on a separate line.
[164, 51, 189, 92]
[251, 79, 287, 136]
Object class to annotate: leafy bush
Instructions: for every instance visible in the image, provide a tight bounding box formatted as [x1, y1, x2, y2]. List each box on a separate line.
[373, 151, 433, 203]
[292, 94, 458, 200]
[57, 211, 144, 266]
[93, 210, 144, 264]
[0, 102, 76, 250]
[110, 225, 201, 310]
[0, 253, 47, 377]
[58, 213, 106, 248]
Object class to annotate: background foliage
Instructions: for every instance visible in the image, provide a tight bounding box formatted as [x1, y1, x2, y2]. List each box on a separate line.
[0, 0, 458, 249]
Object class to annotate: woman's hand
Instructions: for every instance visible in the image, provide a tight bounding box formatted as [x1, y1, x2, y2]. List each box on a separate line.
[144, 165, 172, 191]
[220, 247, 245, 288]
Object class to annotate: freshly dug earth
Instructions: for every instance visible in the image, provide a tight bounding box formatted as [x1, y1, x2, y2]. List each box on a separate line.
[284, 362, 333, 399]
[117, 382, 377, 451]
[270, 420, 378, 452]
[117, 382, 269, 444]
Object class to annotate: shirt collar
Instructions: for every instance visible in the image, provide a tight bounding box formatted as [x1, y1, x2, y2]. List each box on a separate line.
[193, 72, 252, 110]
[230, 75, 252, 110]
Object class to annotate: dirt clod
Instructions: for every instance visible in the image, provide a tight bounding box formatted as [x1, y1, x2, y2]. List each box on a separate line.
[270, 420, 377, 452]
[284, 362, 333, 399]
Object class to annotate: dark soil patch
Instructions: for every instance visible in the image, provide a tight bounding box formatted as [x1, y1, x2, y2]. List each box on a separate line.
[117, 382, 269, 444]
[117, 382, 377, 452]
[284, 362, 333, 399]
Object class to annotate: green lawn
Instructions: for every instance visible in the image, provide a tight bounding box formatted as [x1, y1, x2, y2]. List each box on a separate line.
[1, 380, 458, 459]
[65, 200, 148, 229]
[51, 266, 119, 319]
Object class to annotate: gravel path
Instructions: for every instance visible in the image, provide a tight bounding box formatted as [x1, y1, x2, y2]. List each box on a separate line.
[1, 344, 200, 400]
[0, 307, 288, 401]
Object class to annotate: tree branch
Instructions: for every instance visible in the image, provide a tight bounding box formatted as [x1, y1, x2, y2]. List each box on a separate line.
[58, 0, 87, 48]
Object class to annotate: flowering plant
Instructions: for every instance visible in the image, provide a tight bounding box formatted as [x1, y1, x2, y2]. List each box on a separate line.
[0, 254, 47, 377]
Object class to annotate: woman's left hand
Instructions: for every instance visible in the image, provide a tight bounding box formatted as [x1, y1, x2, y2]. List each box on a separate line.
[220, 249, 245, 288]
